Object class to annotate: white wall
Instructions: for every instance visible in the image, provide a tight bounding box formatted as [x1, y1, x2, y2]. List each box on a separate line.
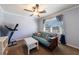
[3, 12, 38, 41]
[63, 7, 79, 49]
[0, 6, 4, 25]
[38, 18, 44, 32]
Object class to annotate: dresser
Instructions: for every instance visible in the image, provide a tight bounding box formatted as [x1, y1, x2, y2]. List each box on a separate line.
[0, 36, 8, 55]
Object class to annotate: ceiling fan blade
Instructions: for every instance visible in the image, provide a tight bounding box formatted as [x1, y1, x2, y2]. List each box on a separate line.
[24, 9, 33, 12]
[39, 10, 46, 13]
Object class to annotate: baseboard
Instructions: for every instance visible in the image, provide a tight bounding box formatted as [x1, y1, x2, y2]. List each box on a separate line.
[66, 43, 79, 49]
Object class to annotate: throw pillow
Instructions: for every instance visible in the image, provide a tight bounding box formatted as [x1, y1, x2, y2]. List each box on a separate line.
[37, 32, 41, 37]
[45, 34, 49, 40]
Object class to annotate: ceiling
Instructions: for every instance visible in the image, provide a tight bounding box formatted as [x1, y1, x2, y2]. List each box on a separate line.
[0, 4, 78, 17]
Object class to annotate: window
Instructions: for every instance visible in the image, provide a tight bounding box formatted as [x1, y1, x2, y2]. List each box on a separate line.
[43, 17, 63, 34]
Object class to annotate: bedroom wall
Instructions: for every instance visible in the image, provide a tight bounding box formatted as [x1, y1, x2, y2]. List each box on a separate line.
[63, 7, 79, 49]
[38, 18, 44, 32]
[0, 6, 4, 25]
[2, 11, 38, 41]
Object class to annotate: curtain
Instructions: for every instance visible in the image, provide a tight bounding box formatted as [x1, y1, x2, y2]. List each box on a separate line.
[43, 19, 46, 24]
[56, 15, 64, 34]
[56, 15, 63, 22]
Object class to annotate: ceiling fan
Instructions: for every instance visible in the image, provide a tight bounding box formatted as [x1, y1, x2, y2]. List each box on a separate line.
[24, 4, 46, 17]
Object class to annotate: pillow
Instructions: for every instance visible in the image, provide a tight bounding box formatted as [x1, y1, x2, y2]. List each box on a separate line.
[37, 32, 41, 37]
[45, 34, 49, 40]
[33, 33, 37, 36]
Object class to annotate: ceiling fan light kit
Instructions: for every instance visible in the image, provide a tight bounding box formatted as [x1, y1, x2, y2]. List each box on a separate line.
[24, 4, 46, 17]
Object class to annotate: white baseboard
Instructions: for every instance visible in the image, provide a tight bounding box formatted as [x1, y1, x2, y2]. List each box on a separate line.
[66, 43, 79, 49]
